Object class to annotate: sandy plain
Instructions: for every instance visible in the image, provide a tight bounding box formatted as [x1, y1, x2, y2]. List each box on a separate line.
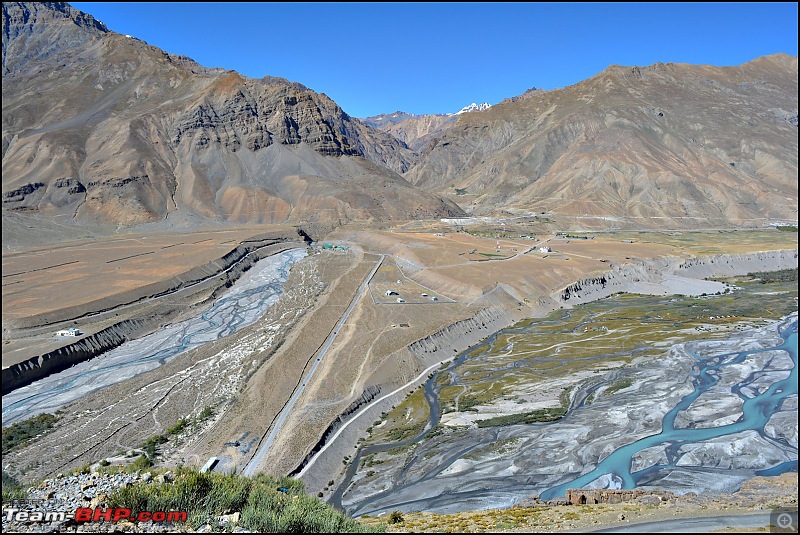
[2, 226, 288, 320]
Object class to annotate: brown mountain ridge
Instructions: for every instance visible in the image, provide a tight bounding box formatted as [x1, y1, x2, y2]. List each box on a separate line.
[1, 2, 463, 227]
[404, 55, 798, 228]
[2, 2, 797, 232]
[361, 111, 458, 152]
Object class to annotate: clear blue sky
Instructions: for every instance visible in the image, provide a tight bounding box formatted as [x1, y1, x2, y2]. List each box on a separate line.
[70, 2, 798, 118]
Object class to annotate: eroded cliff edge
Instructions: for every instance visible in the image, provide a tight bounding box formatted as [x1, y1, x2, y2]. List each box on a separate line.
[2, 230, 310, 395]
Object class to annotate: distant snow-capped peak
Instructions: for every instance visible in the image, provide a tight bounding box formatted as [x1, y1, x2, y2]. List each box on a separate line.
[450, 102, 491, 115]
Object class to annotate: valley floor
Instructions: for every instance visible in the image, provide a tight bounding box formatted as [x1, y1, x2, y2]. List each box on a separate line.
[2, 222, 797, 531]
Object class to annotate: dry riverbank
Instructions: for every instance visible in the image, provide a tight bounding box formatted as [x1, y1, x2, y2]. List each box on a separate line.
[361, 472, 798, 533]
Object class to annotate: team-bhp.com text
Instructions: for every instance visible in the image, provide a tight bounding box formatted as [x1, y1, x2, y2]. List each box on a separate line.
[4, 507, 187, 524]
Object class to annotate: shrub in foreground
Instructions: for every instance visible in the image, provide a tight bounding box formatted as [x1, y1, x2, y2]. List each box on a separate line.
[2, 471, 26, 502]
[108, 469, 380, 532]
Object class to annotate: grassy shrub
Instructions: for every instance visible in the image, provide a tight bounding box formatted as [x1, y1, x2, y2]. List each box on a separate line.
[205, 472, 250, 513]
[241, 505, 281, 532]
[130, 455, 152, 471]
[108, 468, 379, 532]
[167, 418, 189, 435]
[142, 434, 168, 459]
[2, 471, 27, 502]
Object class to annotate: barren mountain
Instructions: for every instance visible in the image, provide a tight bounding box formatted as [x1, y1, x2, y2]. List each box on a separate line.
[362, 111, 456, 152]
[361, 103, 492, 152]
[3, 2, 796, 232]
[1, 2, 464, 226]
[405, 56, 798, 228]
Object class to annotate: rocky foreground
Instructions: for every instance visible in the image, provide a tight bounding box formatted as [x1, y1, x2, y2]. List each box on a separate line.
[3, 471, 187, 533]
[2, 470, 796, 533]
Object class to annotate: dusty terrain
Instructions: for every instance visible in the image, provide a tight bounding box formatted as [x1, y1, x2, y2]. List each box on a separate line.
[2, 222, 797, 532]
[2, 225, 297, 367]
[359, 472, 798, 533]
[1, 227, 287, 319]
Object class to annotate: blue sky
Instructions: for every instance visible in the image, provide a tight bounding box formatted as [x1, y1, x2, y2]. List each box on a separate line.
[70, 2, 798, 118]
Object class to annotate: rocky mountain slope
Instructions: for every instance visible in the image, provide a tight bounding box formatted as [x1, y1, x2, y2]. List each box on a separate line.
[362, 111, 457, 152]
[361, 103, 492, 152]
[405, 56, 798, 228]
[1, 2, 464, 226]
[3, 3, 796, 231]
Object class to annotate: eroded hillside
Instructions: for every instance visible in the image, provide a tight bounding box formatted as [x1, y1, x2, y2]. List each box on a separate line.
[1, 2, 463, 226]
[405, 56, 798, 228]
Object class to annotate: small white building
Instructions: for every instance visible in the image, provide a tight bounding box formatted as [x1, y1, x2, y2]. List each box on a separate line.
[385, 290, 398, 296]
[539, 246, 552, 253]
[56, 328, 83, 337]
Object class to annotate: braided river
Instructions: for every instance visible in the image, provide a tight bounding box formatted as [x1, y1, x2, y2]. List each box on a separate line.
[2, 249, 307, 425]
[339, 304, 797, 515]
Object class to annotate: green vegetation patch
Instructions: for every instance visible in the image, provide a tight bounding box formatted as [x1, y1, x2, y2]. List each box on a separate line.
[475, 407, 567, 428]
[2, 471, 27, 502]
[109, 469, 380, 532]
[2, 413, 59, 455]
[198, 406, 214, 421]
[167, 418, 189, 435]
[604, 378, 634, 395]
[363, 388, 429, 446]
[745, 267, 797, 284]
[440, 381, 509, 414]
[600, 229, 798, 253]
[139, 408, 217, 462]
[141, 434, 169, 460]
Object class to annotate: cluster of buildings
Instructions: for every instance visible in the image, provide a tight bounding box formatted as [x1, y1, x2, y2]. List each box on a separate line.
[383, 289, 438, 303]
